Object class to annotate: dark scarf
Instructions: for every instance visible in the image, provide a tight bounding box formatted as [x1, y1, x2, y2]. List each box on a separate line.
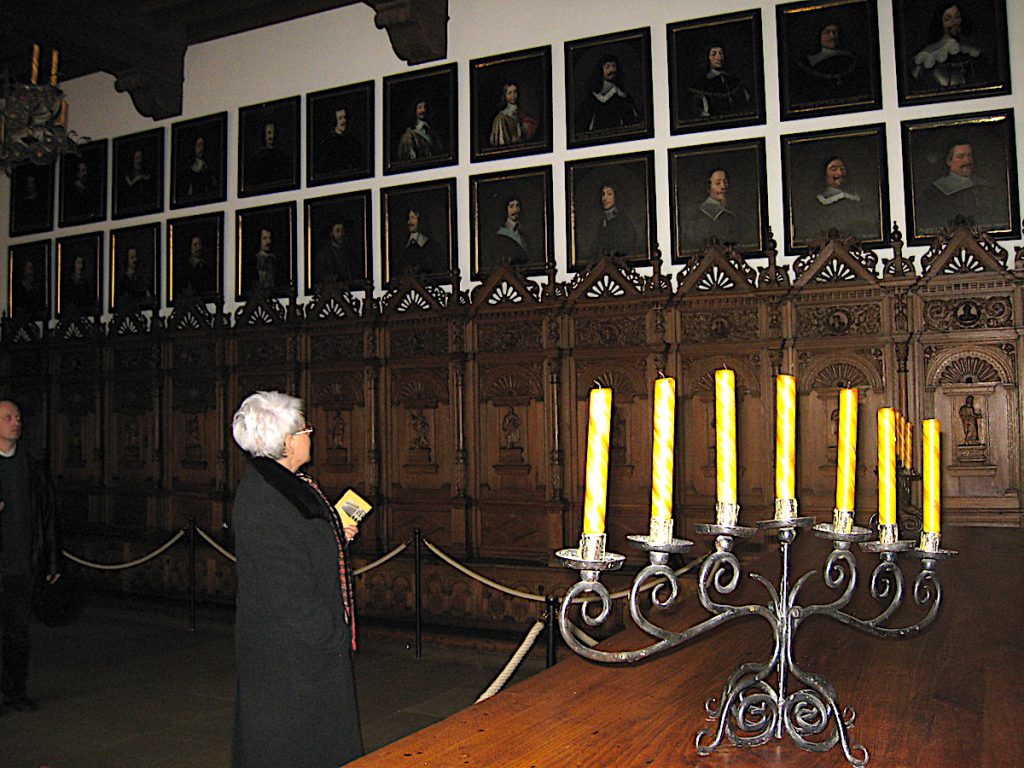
[248, 457, 357, 650]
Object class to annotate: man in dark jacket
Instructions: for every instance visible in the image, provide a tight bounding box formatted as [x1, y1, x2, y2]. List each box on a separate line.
[0, 399, 60, 713]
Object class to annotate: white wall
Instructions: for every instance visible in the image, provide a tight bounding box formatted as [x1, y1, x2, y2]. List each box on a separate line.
[3, 0, 1022, 317]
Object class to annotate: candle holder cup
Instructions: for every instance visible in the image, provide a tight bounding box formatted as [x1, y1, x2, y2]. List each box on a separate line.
[557, 512, 956, 766]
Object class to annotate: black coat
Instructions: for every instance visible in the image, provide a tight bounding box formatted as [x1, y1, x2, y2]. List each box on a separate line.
[231, 458, 363, 768]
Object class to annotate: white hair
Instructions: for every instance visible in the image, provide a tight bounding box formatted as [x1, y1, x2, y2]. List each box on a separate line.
[231, 391, 304, 459]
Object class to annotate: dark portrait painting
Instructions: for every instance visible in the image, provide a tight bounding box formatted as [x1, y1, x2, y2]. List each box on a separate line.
[470, 165, 552, 279]
[9, 162, 54, 237]
[305, 191, 371, 293]
[381, 178, 456, 287]
[7, 241, 50, 322]
[383, 63, 457, 175]
[307, 81, 374, 187]
[167, 212, 223, 305]
[57, 231, 102, 318]
[776, 0, 882, 120]
[110, 223, 160, 312]
[669, 138, 768, 261]
[901, 108, 1018, 244]
[566, 150, 655, 269]
[59, 139, 108, 227]
[893, 0, 1011, 107]
[236, 202, 295, 301]
[112, 128, 164, 219]
[470, 46, 552, 163]
[782, 125, 890, 252]
[668, 10, 766, 135]
[238, 97, 300, 197]
[565, 28, 654, 149]
[171, 112, 227, 209]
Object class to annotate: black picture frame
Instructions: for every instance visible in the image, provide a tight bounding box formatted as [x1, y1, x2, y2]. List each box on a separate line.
[109, 222, 160, 313]
[781, 124, 890, 252]
[667, 10, 766, 135]
[306, 81, 374, 187]
[383, 63, 458, 175]
[470, 165, 553, 280]
[167, 212, 223, 306]
[304, 191, 372, 293]
[9, 162, 54, 237]
[380, 178, 456, 287]
[564, 27, 654, 149]
[668, 138, 768, 262]
[58, 139, 108, 227]
[170, 112, 227, 209]
[112, 128, 164, 219]
[238, 96, 301, 197]
[470, 46, 553, 163]
[901, 108, 1019, 244]
[56, 231, 103, 318]
[235, 202, 296, 301]
[776, 0, 882, 121]
[565, 150, 655, 270]
[893, 0, 1011, 108]
[7, 240, 50, 322]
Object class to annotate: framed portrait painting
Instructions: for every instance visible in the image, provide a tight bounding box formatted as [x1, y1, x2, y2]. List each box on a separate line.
[776, 0, 882, 121]
[901, 108, 1019, 244]
[668, 138, 768, 262]
[56, 231, 103, 318]
[304, 191, 372, 293]
[307, 81, 374, 187]
[238, 96, 301, 197]
[470, 165, 552, 280]
[564, 27, 654, 149]
[167, 212, 223, 306]
[781, 125, 890, 252]
[893, 0, 1011, 107]
[171, 112, 227, 209]
[112, 128, 164, 219]
[383, 63, 458, 175]
[470, 46, 553, 163]
[7, 240, 50, 322]
[9, 162, 54, 237]
[235, 203, 296, 301]
[565, 150, 655, 270]
[109, 222, 160, 313]
[667, 10, 766, 135]
[59, 139, 108, 227]
[381, 178, 456, 287]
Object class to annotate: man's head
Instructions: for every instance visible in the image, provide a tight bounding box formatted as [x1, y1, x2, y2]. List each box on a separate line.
[263, 122, 277, 148]
[190, 235, 204, 258]
[330, 222, 346, 243]
[0, 400, 22, 452]
[708, 46, 725, 71]
[259, 228, 273, 252]
[193, 136, 206, 157]
[600, 54, 620, 83]
[22, 260, 36, 282]
[334, 108, 348, 134]
[945, 142, 974, 177]
[414, 100, 428, 122]
[825, 157, 848, 188]
[819, 23, 840, 50]
[75, 160, 89, 182]
[407, 209, 422, 233]
[126, 246, 139, 270]
[506, 197, 522, 224]
[942, 5, 962, 36]
[72, 254, 86, 276]
[131, 149, 144, 172]
[708, 169, 729, 202]
[502, 83, 519, 106]
[600, 184, 617, 211]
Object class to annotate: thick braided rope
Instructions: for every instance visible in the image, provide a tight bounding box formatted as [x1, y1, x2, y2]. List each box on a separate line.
[475, 620, 545, 703]
[62, 530, 186, 571]
[196, 527, 237, 562]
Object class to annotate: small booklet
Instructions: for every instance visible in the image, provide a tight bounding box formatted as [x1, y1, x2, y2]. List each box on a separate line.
[334, 488, 372, 527]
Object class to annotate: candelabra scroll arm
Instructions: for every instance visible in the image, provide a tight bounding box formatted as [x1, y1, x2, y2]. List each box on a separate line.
[785, 652, 869, 767]
[830, 562, 943, 639]
[697, 547, 775, 624]
[793, 547, 859, 622]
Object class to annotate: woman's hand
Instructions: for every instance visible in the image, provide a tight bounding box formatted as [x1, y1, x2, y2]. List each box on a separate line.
[343, 525, 359, 541]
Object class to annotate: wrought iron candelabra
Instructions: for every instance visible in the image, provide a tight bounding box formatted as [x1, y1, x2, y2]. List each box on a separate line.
[556, 517, 957, 767]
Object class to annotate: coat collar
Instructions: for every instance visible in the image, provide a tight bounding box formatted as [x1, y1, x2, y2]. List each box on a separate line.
[248, 456, 327, 520]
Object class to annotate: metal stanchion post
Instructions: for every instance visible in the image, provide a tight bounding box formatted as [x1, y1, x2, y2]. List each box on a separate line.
[414, 527, 422, 659]
[188, 517, 196, 632]
[546, 595, 557, 668]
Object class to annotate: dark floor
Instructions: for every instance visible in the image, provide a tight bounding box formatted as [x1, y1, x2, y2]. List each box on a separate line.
[0, 595, 549, 768]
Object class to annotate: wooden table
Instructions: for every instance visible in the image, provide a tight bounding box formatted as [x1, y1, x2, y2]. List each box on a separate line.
[350, 526, 1022, 767]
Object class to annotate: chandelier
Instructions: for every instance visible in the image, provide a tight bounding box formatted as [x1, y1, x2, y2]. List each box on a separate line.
[1, 46, 87, 175]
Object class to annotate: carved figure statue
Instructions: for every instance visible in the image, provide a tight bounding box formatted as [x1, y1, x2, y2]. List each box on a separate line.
[958, 395, 982, 445]
[501, 408, 521, 449]
[411, 410, 430, 449]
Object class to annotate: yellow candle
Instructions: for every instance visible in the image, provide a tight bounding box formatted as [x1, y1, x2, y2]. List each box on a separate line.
[922, 419, 941, 534]
[905, 420, 913, 471]
[715, 369, 737, 506]
[582, 387, 612, 535]
[894, 411, 905, 468]
[59, 100, 67, 127]
[31, 44, 39, 84]
[877, 408, 896, 527]
[50, 49, 59, 86]
[650, 377, 675, 522]
[835, 388, 858, 512]
[775, 374, 796, 501]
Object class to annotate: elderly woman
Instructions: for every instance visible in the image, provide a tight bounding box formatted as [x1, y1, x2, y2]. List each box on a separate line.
[230, 391, 362, 768]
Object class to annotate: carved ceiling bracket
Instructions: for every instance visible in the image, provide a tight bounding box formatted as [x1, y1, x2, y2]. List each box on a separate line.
[368, 0, 449, 65]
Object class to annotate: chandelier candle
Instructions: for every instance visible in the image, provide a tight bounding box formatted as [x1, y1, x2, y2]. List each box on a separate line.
[31, 44, 39, 85]
[581, 386, 612, 558]
[904, 420, 913, 470]
[833, 387, 858, 533]
[715, 369, 739, 527]
[921, 419, 941, 551]
[877, 408, 897, 544]
[649, 376, 676, 543]
[775, 374, 797, 519]
[50, 49, 58, 86]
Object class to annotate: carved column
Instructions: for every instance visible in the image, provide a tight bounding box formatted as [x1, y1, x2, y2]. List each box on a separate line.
[549, 363, 563, 500]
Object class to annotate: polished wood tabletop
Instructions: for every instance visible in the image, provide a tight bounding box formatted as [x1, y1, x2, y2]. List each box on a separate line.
[350, 526, 1022, 768]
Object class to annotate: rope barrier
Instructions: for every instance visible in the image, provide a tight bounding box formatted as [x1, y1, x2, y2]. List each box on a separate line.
[353, 541, 408, 576]
[195, 527, 237, 562]
[423, 538, 547, 602]
[475, 620, 545, 703]
[61, 530, 187, 571]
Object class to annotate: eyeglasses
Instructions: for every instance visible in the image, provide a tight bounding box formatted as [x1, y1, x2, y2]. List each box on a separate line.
[293, 424, 314, 436]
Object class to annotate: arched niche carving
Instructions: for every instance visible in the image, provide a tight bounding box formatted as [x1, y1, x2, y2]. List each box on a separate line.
[926, 347, 1014, 388]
